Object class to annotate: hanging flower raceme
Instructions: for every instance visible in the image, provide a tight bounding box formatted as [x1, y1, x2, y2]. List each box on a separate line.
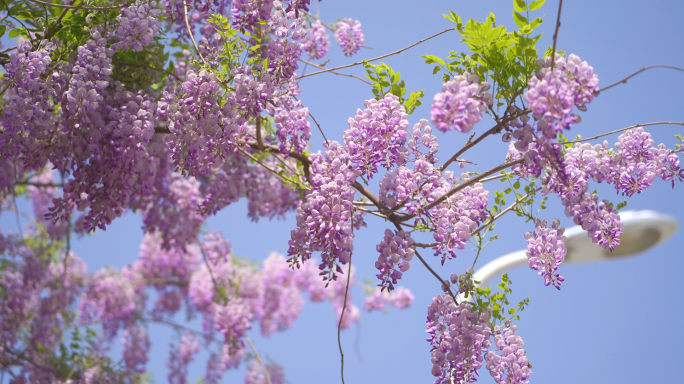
[302, 20, 330, 60]
[427, 295, 492, 384]
[80, 269, 138, 339]
[113, 1, 163, 52]
[122, 325, 151, 374]
[168, 332, 201, 384]
[344, 93, 410, 178]
[275, 106, 312, 156]
[0, 39, 58, 172]
[334, 18, 364, 56]
[485, 322, 532, 384]
[430, 73, 493, 133]
[374, 229, 415, 291]
[524, 218, 567, 289]
[287, 141, 359, 283]
[364, 286, 415, 311]
[429, 174, 490, 264]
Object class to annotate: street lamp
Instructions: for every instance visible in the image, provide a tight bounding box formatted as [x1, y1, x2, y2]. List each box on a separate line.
[471, 210, 679, 287]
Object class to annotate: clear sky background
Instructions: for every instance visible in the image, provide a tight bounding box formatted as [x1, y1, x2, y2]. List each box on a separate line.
[2, 0, 684, 383]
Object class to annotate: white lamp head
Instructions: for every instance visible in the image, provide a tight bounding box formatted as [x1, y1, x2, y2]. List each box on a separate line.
[471, 210, 678, 287]
[564, 210, 678, 264]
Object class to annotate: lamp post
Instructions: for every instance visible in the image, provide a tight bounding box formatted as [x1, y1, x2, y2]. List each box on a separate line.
[471, 210, 679, 287]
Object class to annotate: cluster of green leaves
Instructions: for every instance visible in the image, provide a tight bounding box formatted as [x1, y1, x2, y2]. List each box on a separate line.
[43, 327, 143, 383]
[423, 0, 550, 118]
[471, 273, 530, 326]
[675, 133, 684, 151]
[361, 60, 425, 115]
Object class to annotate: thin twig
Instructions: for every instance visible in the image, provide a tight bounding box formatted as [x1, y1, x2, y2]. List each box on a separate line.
[245, 337, 272, 384]
[298, 28, 454, 79]
[308, 110, 329, 145]
[25, 0, 131, 10]
[182, 0, 207, 65]
[601, 65, 684, 92]
[438, 109, 528, 172]
[401, 159, 525, 222]
[298, 58, 371, 84]
[564, 121, 684, 145]
[550, 0, 564, 69]
[338, 215, 354, 384]
[470, 187, 541, 237]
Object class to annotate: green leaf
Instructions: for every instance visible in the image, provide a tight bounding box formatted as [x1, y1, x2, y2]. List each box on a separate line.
[512, 12, 529, 28]
[529, 0, 546, 11]
[513, 0, 528, 12]
[513, 181, 521, 189]
[432, 66, 441, 74]
[421, 55, 445, 66]
[8, 29, 20, 39]
[530, 17, 543, 29]
[0, 25, 6, 39]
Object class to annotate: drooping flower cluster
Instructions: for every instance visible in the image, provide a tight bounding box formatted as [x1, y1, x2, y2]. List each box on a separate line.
[427, 296, 492, 384]
[374, 229, 415, 291]
[364, 286, 415, 311]
[334, 18, 364, 56]
[266, 6, 307, 80]
[122, 325, 151, 374]
[113, 1, 163, 52]
[259, 252, 305, 336]
[430, 174, 490, 264]
[168, 332, 201, 384]
[510, 54, 599, 178]
[524, 218, 567, 289]
[344, 93, 409, 178]
[287, 141, 359, 282]
[245, 360, 287, 384]
[159, 70, 233, 176]
[485, 322, 532, 384]
[275, 106, 312, 155]
[431, 73, 493, 133]
[0, 39, 58, 172]
[80, 269, 137, 339]
[302, 20, 330, 60]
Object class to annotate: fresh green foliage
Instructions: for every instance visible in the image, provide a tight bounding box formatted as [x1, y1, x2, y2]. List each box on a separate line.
[362, 60, 425, 114]
[472, 273, 530, 325]
[427, 0, 549, 118]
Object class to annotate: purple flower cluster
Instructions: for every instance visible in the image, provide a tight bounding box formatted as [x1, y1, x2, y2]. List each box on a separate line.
[374, 229, 415, 291]
[80, 270, 137, 339]
[485, 323, 532, 384]
[334, 18, 364, 56]
[245, 156, 302, 221]
[168, 332, 201, 384]
[159, 70, 232, 176]
[122, 325, 151, 374]
[113, 1, 163, 52]
[510, 54, 599, 178]
[266, 6, 306, 80]
[0, 40, 58, 172]
[524, 218, 567, 289]
[426, 295, 492, 384]
[28, 168, 69, 239]
[344, 93, 409, 178]
[540, 128, 681, 251]
[141, 172, 205, 249]
[259, 252, 304, 336]
[430, 175, 490, 264]
[232, 0, 275, 32]
[302, 20, 330, 60]
[287, 141, 359, 282]
[245, 360, 286, 384]
[430, 73, 493, 133]
[364, 286, 415, 311]
[275, 107, 312, 155]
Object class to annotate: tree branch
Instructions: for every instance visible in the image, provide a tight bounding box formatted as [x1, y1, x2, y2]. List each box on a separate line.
[564, 121, 684, 145]
[25, 0, 131, 11]
[601, 65, 684, 92]
[550, 0, 564, 69]
[299, 58, 371, 85]
[298, 28, 454, 79]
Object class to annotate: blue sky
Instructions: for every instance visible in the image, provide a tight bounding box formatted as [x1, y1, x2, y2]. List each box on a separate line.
[2, 0, 684, 383]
